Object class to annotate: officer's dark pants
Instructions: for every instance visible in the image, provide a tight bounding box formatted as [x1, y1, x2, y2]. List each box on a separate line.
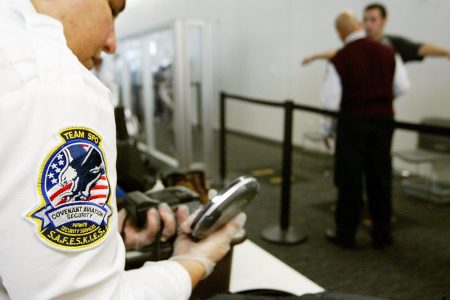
[334, 116, 394, 241]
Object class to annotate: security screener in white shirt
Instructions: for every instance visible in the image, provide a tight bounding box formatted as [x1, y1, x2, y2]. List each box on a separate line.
[0, 0, 245, 299]
[321, 11, 410, 249]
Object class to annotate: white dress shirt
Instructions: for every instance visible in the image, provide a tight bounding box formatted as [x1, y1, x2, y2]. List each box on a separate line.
[321, 30, 411, 136]
[0, 1, 191, 299]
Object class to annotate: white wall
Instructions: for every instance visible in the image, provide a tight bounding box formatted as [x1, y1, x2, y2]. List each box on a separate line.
[117, 0, 450, 174]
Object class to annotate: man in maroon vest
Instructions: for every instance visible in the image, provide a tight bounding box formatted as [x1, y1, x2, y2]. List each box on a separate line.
[322, 11, 410, 249]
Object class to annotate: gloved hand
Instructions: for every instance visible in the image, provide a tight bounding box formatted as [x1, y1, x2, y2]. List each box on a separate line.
[170, 211, 247, 278]
[118, 203, 188, 250]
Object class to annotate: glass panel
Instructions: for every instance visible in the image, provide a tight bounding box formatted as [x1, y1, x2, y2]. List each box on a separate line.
[187, 25, 204, 163]
[104, 21, 213, 170]
[147, 29, 177, 158]
[117, 38, 146, 143]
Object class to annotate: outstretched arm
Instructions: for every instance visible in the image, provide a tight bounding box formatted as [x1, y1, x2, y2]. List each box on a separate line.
[418, 43, 450, 59]
[302, 49, 338, 65]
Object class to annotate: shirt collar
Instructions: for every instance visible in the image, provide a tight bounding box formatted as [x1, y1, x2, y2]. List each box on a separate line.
[344, 30, 366, 45]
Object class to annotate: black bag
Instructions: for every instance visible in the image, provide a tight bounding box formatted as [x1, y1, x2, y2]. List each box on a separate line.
[115, 107, 156, 192]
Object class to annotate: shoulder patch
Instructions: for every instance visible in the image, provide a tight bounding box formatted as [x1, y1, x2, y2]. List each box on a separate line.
[28, 127, 112, 251]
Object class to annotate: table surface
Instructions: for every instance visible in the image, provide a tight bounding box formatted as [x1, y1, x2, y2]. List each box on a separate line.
[229, 240, 324, 296]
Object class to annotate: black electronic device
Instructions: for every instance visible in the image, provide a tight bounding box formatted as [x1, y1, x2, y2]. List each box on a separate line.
[190, 176, 259, 240]
[124, 186, 200, 227]
[145, 186, 200, 206]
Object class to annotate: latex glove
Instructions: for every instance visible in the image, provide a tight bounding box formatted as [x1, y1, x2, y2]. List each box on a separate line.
[118, 203, 189, 250]
[171, 211, 247, 278]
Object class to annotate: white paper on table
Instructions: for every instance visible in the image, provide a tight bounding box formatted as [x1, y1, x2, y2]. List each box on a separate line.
[230, 240, 325, 296]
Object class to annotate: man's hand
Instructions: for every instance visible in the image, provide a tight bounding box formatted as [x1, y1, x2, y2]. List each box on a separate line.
[118, 203, 188, 250]
[170, 212, 246, 287]
[323, 135, 333, 151]
[301, 50, 338, 66]
[302, 56, 316, 66]
[173, 212, 246, 264]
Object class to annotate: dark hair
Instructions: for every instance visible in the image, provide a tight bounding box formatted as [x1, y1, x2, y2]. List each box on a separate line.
[365, 3, 388, 18]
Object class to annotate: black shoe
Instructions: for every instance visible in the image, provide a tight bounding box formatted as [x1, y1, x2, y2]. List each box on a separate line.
[372, 236, 393, 250]
[371, 229, 393, 250]
[325, 229, 355, 249]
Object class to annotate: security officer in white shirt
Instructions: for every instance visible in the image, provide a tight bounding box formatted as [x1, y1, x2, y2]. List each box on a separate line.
[0, 0, 244, 299]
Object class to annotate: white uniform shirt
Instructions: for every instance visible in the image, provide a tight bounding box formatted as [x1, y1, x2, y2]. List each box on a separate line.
[321, 30, 411, 136]
[0, 1, 191, 299]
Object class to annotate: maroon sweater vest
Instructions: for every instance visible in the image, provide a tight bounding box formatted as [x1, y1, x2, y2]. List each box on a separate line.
[331, 38, 396, 117]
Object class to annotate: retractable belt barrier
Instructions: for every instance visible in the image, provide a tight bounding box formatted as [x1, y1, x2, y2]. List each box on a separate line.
[219, 91, 450, 245]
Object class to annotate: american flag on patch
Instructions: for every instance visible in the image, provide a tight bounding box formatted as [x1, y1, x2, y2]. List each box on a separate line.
[85, 175, 109, 205]
[44, 143, 110, 207]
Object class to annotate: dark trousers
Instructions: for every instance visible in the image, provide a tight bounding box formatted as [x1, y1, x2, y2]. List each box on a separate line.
[334, 117, 394, 240]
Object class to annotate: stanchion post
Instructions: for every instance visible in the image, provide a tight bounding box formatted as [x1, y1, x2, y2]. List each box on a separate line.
[219, 91, 227, 186]
[261, 100, 308, 245]
[280, 100, 294, 230]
